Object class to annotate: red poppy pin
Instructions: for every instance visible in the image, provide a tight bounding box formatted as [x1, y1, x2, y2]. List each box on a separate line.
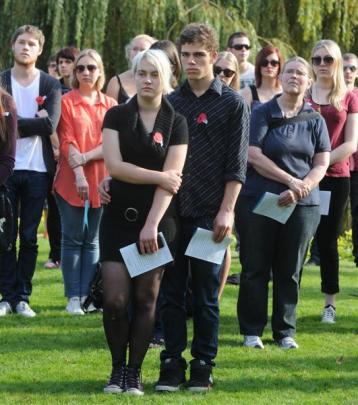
[36, 95, 47, 106]
[153, 131, 163, 147]
[197, 112, 208, 124]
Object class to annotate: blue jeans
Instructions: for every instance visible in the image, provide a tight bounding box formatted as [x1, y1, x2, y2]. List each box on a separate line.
[55, 193, 102, 298]
[160, 217, 221, 366]
[236, 196, 320, 340]
[0, 170, 49, 308]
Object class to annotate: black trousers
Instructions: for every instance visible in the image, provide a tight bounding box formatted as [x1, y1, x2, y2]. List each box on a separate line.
[236, 196, 320, 340]
[316, 176, 350, 294]
[350, 171, 358, 263]
[46, 180, 61, 263]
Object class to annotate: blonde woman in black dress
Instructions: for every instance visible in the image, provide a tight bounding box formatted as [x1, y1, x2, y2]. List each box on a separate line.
[100, 49, 188, 395]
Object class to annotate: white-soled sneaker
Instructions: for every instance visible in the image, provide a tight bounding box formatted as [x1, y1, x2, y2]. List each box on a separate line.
[243, 335, 265, 349]
[15, 301, 36, 318]
[277, 337, 299, 349]
[321, 305, 336, 324]
[0, 301, 12, 317]
[66, 297, 84, 315]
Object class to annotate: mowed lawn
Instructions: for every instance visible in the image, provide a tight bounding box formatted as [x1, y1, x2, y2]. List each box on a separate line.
[1, 236, 358, 405]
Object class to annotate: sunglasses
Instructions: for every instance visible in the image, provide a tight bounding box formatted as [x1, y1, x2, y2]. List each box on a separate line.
[75, 64, 98, 73]
[231, 44, 251, 51]
[344, 65, 357, 73]
[214, 66, 236, 77]
[311, 55, 334, 66]
[261, 59, 280, 68]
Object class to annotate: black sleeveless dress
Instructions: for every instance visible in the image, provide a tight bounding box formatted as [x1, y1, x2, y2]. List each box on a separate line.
[99, 96, 188, 262]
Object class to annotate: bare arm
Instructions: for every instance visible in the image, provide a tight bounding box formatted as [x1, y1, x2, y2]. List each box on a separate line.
[329, 112, 358, 165]
[102, 128, 182, 193]
[106, 76, 119, 101]
[139, 144, 188, 254]
[213, 181, 242, 242]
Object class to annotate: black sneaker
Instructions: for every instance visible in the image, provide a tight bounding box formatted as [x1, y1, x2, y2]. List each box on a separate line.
[103, 366, 126, 394]
[187, 359, 213, 393]
[155, 358, 187, 392]
[125, 367, 144, 396]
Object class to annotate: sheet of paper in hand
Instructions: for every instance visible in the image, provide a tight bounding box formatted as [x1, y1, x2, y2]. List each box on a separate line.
[185, 227, 232, 265]
[120, 233, 173, 278]
[253, 192, 296, 224]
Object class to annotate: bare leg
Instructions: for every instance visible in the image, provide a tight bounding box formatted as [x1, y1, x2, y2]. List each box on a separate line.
[218, 249, 231, 300]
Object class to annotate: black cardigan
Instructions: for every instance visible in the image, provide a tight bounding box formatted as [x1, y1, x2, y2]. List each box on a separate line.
[0, 69, 62, 175]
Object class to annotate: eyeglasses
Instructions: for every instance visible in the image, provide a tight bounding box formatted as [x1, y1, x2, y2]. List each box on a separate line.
[231, 44, 250, 51]
[75, 64, 98, 73]
[311, 55, 334, 66]
[261, 59, 280, 68]
[344, 65, 357, 73]
[283, 68, 307, 77]
[214, 66, 236, 77]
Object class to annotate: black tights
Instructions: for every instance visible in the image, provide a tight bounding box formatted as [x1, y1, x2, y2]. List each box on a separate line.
[102, 261, 163, 369]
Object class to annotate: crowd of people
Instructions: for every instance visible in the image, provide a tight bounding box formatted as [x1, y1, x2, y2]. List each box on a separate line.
[0, 22, 357, 395]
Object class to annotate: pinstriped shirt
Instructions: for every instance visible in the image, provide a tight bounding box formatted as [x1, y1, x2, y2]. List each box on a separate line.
[168, 78, 249, 218]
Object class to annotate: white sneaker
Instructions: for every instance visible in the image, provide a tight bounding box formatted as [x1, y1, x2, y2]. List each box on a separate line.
[277, 337, 299, 349]
[0, 301, 12, 316]
[321, 305, 336, 324]
[243, 335, 265, 349]
[80, 296, 97, 313]
[66, 297, 84, 315]
[15, 301, 36, 318]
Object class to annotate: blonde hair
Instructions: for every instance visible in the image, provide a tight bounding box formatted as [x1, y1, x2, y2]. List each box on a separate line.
[132, 49, 172, 95]
[125, 34, 156, 64]
[71, 49, 105, 91]
[311, 40, 347, 111]
[215, 51, 240, 91]
[282, 56, 313, 78]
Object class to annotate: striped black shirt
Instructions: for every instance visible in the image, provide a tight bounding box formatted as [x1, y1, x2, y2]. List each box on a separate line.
[168, 78, 249, 218]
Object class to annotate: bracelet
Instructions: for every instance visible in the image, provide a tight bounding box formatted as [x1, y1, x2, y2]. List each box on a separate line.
[82, 154, 87, 165]
[288, 177, 295, 185]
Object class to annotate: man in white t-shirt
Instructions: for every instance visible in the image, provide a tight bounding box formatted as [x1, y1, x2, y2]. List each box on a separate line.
[0, 25, 61, 318]
[227, 31, 255, 89]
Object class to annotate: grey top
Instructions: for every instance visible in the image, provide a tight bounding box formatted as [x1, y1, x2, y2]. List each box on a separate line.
[241, 96, 331, 205]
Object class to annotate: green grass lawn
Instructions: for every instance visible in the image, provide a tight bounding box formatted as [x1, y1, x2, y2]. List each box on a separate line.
[1, 237, 358, 404]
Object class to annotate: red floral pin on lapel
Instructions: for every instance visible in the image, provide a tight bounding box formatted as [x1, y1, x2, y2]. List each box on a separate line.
[36, 96, 47, 106]
[197, 112, 208, 124]
[153, 131, 163, 147]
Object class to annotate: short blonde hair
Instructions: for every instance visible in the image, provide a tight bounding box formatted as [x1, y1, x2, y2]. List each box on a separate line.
[132, 49, 172, 95]
[215, 51, 240, 91]
[311, 40, 346, 111]
[125, 34, 156, 63]
[71, 49, 105, 91]
[282, 56, 313, 78]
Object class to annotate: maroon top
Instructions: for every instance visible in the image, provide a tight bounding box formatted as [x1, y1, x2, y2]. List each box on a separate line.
[0, 93, 17, 185]
[349, 88, 358, 171]
[307, 90, 358, 177]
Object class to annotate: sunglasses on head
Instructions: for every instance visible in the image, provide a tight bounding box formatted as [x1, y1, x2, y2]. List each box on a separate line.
[214, 66, 236, 77]
[344, 65, 357, 73]
[261, 59, 280, 68]
[231, 44, 250, 51]
[311, 55, 334, 66]
[75, 64, 98, 73]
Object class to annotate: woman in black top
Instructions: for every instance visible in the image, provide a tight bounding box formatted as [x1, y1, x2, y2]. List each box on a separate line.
[240, 46, 283, 110]
[106, 34, 156, 104]
[100, 49, 188, 395]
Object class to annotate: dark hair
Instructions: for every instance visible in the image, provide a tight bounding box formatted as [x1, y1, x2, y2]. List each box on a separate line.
[227, 31, 249, 48]
[56, 46, 80, 64]
[255, 46, 284, 88]
[47, 55, 57, 66]
[0, 88, 13, 151]
[11, 25, 45, 49]
[178, 23, 218, 53]
[150, 40, 181, 88]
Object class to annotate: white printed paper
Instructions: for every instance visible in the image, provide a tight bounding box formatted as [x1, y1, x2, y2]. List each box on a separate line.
[185, 227, 232, 265]
[319, 190, 331, 216]
[253, 192, 296, 224]
[120, 233, 173, 278]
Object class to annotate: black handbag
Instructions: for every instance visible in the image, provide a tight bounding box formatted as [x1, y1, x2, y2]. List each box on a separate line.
[0, 185, 13, 252]
[82, 263, 103, 312]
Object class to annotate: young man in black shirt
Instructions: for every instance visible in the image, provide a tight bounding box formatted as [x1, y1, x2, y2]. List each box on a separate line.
[156, 23, 249, 392]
